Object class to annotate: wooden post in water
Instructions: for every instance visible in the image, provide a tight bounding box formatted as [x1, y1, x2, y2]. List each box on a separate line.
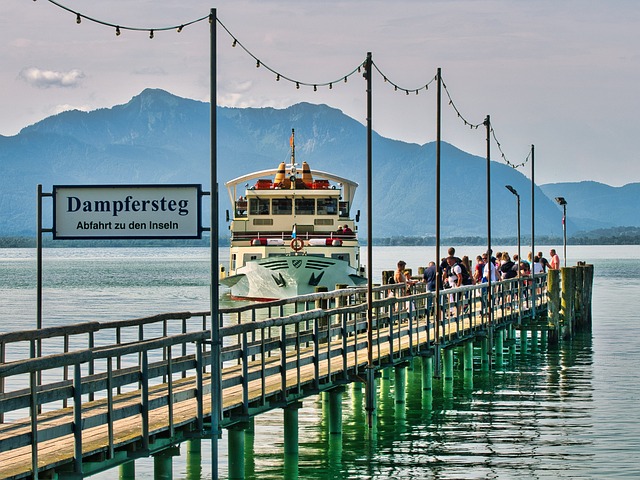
[574, 265, 584, 328]
[421, 355, 433, 391]
[328, 388, 344, 434]
[394, 365, 406, 404]
[284, 402, 302, 454]
[547, 270, 561, 344]
[581, 264, 595, 328]
[119, 461, 135, 480]
[228, 424, 246, 480]
[443, 348, 454, 381]
[561, 267, 576, 339]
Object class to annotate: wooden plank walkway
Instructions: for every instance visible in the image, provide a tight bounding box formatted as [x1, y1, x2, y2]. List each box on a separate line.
[0, 277, 554, 479]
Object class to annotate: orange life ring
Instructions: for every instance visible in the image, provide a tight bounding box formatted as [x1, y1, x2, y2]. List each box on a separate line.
[290, 238, 304, 251]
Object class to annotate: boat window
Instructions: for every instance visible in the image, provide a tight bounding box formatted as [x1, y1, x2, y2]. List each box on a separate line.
[331, 253, 350, 262]
[249, 198, 270, 215]
[295, 198, 315, 215]
[317, 198, 338, 215]
[272, 198, 292, 215]
[243, 253, 262, 265]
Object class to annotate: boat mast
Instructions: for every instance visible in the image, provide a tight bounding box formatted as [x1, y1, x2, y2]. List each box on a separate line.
[290, 128, 295, 167]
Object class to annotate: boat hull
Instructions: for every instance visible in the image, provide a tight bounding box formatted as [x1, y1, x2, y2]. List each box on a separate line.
[225, 255, 366, 300]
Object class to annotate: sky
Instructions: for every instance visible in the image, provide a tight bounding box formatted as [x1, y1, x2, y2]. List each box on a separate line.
[1, 0, 639, 186]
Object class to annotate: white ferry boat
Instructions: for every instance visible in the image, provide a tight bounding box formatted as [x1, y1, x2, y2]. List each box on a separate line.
[221, 130, 366, 300]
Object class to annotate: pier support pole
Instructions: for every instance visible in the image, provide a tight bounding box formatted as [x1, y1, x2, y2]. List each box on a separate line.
[421, 356, 433, 391]
[520, 329, 528, 354]
[119, 460, 135, 480]
[394, 366, 406, 404]
[531, 329, 539, 352]
[495, 330, 504, 368]
[228, 424, 247, 480]
[480, 337, 490, 371]
[547, 270, 561, 344]
[284, 402, 302, 453]
[186, 439, 202, 480]
[153, 448, 178, 480]
[443, 348, 454, 381]
[328, 388, 344, 435]
[464, 341, 474, 372]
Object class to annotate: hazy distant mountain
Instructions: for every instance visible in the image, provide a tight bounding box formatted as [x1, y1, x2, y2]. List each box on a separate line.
[540, 181, 640, 231]
[0, 88, 610, 239]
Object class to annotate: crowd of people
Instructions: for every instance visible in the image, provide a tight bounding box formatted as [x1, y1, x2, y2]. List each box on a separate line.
[392, 247, 562, 292]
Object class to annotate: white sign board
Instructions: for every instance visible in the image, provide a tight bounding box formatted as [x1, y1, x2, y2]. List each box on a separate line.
[53, 185, 202, 239]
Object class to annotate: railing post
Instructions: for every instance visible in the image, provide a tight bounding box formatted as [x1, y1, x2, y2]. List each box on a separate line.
[73, 363, 83, 474]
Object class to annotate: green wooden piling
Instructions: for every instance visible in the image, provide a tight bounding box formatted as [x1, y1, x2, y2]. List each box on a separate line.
[186, 439, 202, 480]
[495, 330, 504, 368]
[531, 329, 539, 352]
[574, 266, 584, 327]
[328, 388, 344, 434]
[394, 366, 406, 404]
[547, 269, 561, 344]
[153, 450, 173, 480]
[443, 348, 454, 381]
[284, 402, 302, 454]
[421, 356, 433, 391]
[480, 337, 489, 371]
[119, 460, 135, 480]
[228, 424, 246, 480]
[464, 341, 474, 371]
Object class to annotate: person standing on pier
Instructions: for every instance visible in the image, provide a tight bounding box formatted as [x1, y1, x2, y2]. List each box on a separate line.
[549, 249, 561, 270]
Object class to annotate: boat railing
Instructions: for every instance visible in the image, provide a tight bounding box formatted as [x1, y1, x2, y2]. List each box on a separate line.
[231, 231, 357, 242]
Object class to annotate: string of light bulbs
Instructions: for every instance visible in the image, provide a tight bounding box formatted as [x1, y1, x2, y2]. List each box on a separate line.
[441, 76, 529, 169]
[38, 0, 531, 170]
[491, 125, 531, 169]
[43, 0, 210, 37]
[371, 62, 436, 96]
[216, 18, 366, 91]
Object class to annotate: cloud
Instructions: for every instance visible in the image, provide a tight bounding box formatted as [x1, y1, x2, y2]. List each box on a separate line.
[18, 67, 85, 89]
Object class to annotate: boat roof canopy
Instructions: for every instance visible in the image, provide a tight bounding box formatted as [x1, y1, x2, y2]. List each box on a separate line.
[225, 167, 359, 207]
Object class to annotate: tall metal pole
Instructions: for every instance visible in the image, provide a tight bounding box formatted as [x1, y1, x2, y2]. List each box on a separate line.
[530, 144, 535, 316]
[209, 8, 221, 479]
[516, 193, 521, 323]
[484, 115, 492, 331]
[434, 67, 442, 376]
[364, 52, 375, 429]
[36, 184, 43, 333]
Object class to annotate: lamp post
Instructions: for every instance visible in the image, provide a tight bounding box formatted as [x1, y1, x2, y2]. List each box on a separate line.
[555, 197, 567, 267]
[506, 185, 521, 321]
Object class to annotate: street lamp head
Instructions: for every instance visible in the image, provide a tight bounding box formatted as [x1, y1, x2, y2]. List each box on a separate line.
[505, 185, 519, 197]
[555, 196, 567, 206]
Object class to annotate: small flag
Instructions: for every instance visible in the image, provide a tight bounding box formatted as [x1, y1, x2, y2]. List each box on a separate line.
[292, 224, 297, 239]
[562, 215, 565, 226]
[290, 132, 294, 148]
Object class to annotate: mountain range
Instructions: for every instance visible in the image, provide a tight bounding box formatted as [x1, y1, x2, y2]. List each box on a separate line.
[1, 88, 637, 239]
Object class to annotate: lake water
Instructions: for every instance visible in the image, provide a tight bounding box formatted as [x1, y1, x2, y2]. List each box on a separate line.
[1, 245, 639, 479]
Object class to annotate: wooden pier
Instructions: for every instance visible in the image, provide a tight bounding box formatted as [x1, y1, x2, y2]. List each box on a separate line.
[0, 264, 593, 479]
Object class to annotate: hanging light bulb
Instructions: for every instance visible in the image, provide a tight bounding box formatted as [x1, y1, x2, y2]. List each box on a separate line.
[394, 85, 398, 91]
[276, 74, 280, 81]
[384, 77, 388, 83]
[115, 26, 121, 36]
[313, 85, 317, 92]
[296, 82, 300, 89]
[406, 90, 409, 95]
[232, 39, 237, 47]
[76, 13, 81, 24]
[415, 90, 418, 95]
[177, 25, 183, 33]
[357, 66, 361, 73]
[329, 83, 332, 89]
[344, 76, 347, 83]
[256, 60, 260, 68]
[149, 30, 154, 39]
